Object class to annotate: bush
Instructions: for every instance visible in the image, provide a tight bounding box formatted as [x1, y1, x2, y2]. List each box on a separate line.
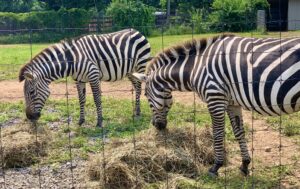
[209, 0, 269, 32]
[164, 24, 193, 35]
[0, 8, 91, 29]
[189, 8, 209, 33]
[0, 8, 92, 43]
[106, 0, 155, 36]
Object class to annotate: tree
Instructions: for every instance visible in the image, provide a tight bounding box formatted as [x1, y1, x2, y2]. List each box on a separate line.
[0, 0, 46, 12]
[209, 0, 269, 31]
[106, 0, 155, 35]
[140, 0, 160, 8]
[41, 0, 110, 12]
[159, 0, 213, 16]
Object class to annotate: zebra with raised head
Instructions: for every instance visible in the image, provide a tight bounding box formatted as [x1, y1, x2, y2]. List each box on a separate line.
[19, 29, 151, 127]
[133, 34, 300, 176]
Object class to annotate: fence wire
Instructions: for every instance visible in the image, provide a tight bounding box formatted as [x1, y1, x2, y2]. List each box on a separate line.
[1, 2, 300, 189]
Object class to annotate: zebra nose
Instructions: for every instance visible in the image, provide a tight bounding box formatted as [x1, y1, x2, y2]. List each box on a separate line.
[26, 112, 40, 121]
[26, 112, 34, 120]
[154, 120, 167, 130]
[26, 107, 40, 121]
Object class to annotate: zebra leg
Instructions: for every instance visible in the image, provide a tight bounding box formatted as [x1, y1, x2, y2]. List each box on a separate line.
[227, 106, 251, 176]
[89, 79, 102, 127]
[207, 103, 226, 177]
[76, 82, 86, 125]
[128, 74, 142, 117]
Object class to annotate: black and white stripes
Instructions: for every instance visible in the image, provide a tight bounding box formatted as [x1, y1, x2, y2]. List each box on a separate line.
[19, 29, 151, 127]
[133, 34, 300, 176]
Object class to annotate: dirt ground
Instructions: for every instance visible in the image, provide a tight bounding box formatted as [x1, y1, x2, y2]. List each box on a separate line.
[0, 79, 198, 104]
[1, 79, 300, 187]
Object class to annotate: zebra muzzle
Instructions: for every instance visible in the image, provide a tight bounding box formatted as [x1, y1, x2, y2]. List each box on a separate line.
[153, 119, 167, 130]
[26, 109, 41, 121]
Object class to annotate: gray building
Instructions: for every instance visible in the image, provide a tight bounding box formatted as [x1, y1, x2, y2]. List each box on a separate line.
[267, 0, 300, 31]
[288, 0, 300, 30]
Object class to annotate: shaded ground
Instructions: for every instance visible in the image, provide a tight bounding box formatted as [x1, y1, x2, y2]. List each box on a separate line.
[0, 79, 300, 188]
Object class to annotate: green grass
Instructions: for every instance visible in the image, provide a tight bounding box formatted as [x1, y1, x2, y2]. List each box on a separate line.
[0, 95, 242, 163]
[2, 31, 300, 80]
[0, 96, 212, 161]
[261, 112, 300, 138]
[144, 160, 292, 188]
[0, 44, 49, 80]
[0, 96, 296, 188]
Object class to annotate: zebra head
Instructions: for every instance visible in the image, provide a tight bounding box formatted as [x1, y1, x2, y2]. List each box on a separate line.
[132, 73, 173, 130]
[19, 69, 50, 122]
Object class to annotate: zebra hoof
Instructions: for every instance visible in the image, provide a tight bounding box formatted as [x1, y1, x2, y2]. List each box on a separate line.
[240, 166, 249, 176]
[208, 162, 222, 178]
[240, 159, 251, 176]
[134, 113, 142, 119]
[135, 108, 141, 117]
[96, 118, 103, 127]
[208, 170, 218, 178]
[78, 119, 85, 126]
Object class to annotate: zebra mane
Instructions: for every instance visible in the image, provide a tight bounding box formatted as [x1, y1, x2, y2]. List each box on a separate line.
[18, 35, 77, 82]
[19, 42, 61, 82]
[146, 34, 235, 73]
[59, 34, 87, 44]
[19, 64, 28, 82]
[19, 34, 98, 82]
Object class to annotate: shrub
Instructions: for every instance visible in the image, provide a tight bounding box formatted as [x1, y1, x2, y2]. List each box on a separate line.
[164, 24, 193, 35]
[189, 8, 209, 33]
[0, 8, 92, 43]
[106, 0, 155, 36]
[208, 0, 269, 32]
[0, 8, 91, 29]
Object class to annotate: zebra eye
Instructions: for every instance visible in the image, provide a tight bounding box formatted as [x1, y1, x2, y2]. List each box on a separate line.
[30, 89, 36, 98]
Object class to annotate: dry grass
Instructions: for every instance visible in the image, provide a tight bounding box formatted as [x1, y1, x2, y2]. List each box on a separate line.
[2, 124, 50, 168]
[87, 125, 216, 188]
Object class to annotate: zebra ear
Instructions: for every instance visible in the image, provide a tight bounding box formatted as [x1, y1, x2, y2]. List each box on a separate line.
[132, 73, 148, 82]
[24, 72, 35, 80]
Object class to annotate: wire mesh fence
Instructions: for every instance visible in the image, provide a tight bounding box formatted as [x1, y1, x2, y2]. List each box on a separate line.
[1, 0, 300, 188]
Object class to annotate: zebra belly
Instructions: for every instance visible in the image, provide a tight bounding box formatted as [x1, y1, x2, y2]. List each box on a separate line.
[99, 62, 125, 81]
[231, 80, 300, 116]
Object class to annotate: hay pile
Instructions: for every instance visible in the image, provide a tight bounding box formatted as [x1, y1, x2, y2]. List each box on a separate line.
[87, 125, 215, 188]
[2, 124, 49, 168]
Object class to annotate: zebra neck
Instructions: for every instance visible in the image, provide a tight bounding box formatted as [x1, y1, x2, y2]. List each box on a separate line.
[153, 69, 194, 92]
[32, 59, 73, 82]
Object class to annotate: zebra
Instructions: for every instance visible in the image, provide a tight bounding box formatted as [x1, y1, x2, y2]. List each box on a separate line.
[19, 29, 151, 127]
[133, 34, 300, 177]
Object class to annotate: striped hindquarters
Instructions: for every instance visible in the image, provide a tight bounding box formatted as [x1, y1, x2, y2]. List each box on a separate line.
[201, 36, 300, 115]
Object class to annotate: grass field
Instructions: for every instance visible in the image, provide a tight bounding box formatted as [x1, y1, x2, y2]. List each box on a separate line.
[1, 30, 300, 80]
[1, 31, 300, 187]
[0, 96, 291, 188]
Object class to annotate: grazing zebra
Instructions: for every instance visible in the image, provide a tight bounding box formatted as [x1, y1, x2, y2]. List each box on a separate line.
[133, 34, 300, 177]
[19, 29, 151, 127]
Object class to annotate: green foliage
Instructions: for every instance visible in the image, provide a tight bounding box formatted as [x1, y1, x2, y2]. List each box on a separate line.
[164, 24, 193, 35]
[0, 8, 92, 43]
[0, 8, 91, 29]
[0, 0, 46, 13]
[106, 0, 155, 36]
[140, 0, 160, 8]
[265, 112, 300, 137]
[43, 0, 109, 12]
[189, 8, 209, 33]
[0, 101, 24, 123]
[209, 0, 269, 32]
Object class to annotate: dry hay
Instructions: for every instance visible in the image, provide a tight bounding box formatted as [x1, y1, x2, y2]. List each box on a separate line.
[2, 124, 50, 168]
[87, 125, 216, 188]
